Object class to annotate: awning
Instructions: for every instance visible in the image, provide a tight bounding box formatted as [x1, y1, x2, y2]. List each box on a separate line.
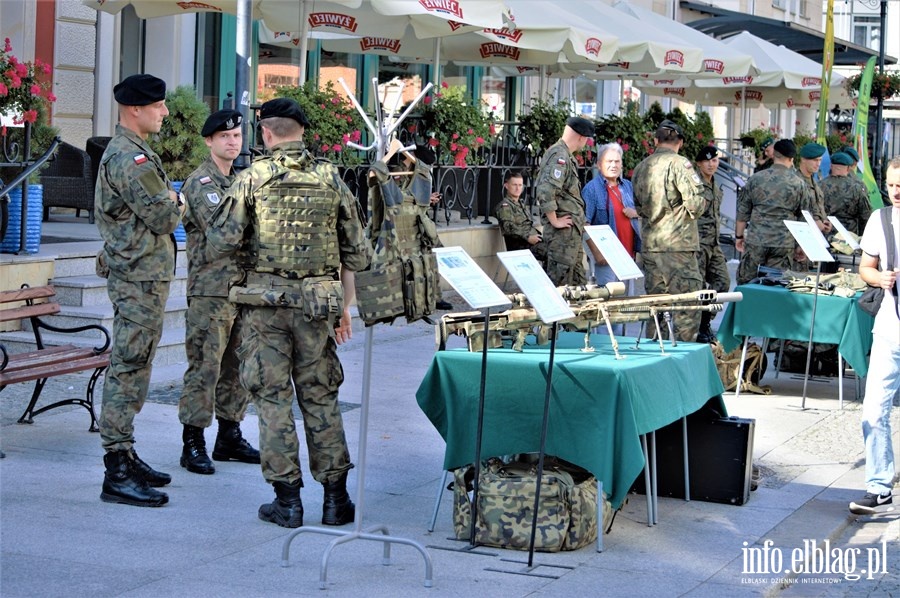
[681, 1, 896, 66]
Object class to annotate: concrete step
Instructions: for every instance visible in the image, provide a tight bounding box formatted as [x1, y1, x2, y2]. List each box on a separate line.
[0, 325, 188, 368]
[50, 242, 188, 278]
[19, 296, 188, 334]
[51, 269, 188, 307]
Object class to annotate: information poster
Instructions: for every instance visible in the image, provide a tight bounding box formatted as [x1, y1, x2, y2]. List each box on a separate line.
[432, 246, 511, 310]
[801, 210, 831, 248]
[583, 225, 644, 281]
[827, 216, 861, 250]
[784, 220, 835, 262]
[497, 250, 575, 324]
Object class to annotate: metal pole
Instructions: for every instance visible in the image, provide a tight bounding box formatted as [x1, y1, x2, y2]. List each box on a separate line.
[800, 261, 823, 409]
[872, 0, 887, 189]
[467, 310, 493, 545]
[235, 0, 253, 169]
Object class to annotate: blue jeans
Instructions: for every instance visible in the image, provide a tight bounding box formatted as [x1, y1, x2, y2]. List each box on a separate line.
[862, 333, 900, 494]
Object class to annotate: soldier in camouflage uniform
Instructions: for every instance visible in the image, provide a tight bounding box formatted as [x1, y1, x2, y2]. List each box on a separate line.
[694, 146, 731, 342]
[94, 74, 183, 508]
[494, 170, 546, 262]
[753, 137, 775, 173]
[821, 151, 871, 236]
[207, 98, 370, 528]
[797, 143, 832, 235]
[177, 110, 260, 476]
[631, 120, 706, 342]
[535, 117, 594, 285]
[735, 140, 817, 284]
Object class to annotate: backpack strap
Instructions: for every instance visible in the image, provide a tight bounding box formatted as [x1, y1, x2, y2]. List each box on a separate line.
[877, 207, 899, 318]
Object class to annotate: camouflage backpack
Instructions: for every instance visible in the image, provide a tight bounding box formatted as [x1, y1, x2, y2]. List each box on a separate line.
[710, 341, 771, 395]
[452, 455, 609, 552]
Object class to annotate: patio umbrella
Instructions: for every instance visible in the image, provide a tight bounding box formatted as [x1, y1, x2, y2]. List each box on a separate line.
[636, 31, 848, 108]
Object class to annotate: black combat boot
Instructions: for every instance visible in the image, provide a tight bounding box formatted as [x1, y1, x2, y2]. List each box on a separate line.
[322, 473, 355, 526]
[100, 450, 168, 507]
[696, 312, 716, 344]
[129, 448, 172, 487]
[181, 424, 215, 475]
[258, 480, 303, 528]
[212, 417, 261, 464]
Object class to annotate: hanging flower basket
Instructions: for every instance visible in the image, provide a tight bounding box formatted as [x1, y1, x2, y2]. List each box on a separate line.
[844, 70, 900, 101]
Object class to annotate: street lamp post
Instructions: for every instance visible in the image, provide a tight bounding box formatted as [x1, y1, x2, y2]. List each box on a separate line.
[872, 0, 887, 188]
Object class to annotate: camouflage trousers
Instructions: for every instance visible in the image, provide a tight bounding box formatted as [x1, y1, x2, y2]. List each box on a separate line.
[737, 244, 793, 285]
[698, 243, 731, 293]
[642, 251, 703, 342]
[543, 229, 586, 286]
[99, 276, 169, 451]
[178, 296, 250, 428]
[237, 305, 352, 486]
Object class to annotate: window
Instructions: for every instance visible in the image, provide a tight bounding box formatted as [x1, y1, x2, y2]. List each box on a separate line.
[852, 15, 880, 49]
[119, 5, 144, 78]
[196, 13, 223, 111]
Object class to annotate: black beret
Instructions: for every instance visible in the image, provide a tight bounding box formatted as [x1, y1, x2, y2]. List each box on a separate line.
[113, 74, 166, 106]
[566, 116, 595, 138]
[201, 109, 243, 137]
[773, 139, 796, 158]
[760, 137, 775, 150]
[695, 145, 718, 162]
[799, 142, 826, 159]
[657, 119, 684, 139]
[259, 98, 311, 127]
[841, 146, 859, 162]
[830, 152, 853, 166]
[414, 143, 436, 166]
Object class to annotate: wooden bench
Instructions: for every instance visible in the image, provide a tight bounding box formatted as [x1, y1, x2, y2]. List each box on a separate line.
[0, 285, 111, 432]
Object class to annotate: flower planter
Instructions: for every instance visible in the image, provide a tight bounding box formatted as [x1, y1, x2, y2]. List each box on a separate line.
[1, 184, 42, 254]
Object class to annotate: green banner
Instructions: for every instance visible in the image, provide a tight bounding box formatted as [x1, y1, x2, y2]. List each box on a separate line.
[816, 0, 834, 143]
[853, 57, 885, 210]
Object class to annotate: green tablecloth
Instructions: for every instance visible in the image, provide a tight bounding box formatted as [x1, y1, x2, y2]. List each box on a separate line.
[415, 333, 725, 508]
[717, 284, 874, 377]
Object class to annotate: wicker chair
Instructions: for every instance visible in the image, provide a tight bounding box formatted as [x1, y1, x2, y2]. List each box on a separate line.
[85, 136, 111, 196]
[40, 141, 95, 223]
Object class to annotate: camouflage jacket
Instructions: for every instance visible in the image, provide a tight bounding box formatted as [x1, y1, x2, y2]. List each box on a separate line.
[697, 174, 722, 247]
[535, 139, 585, 236]
[494, 192, 539, 250]
[820, 174, 872, 235]
[631, 147, 705, 252]
[182, 156, 241, 297]
[94, 124, 181, 281]
[207, 141, 370, 281]
[799, 173, 827, 223]
[737, 164, 815, 247]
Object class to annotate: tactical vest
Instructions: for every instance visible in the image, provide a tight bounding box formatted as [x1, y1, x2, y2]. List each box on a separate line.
[250, 166, 341, 280]
[354, 161, 440, 325]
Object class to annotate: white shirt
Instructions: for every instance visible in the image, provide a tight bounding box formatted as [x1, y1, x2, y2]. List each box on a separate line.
[859, 207, 900, 343]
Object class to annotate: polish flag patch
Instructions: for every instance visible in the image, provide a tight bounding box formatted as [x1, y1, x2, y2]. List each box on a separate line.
[133, 154, 148, 165]
[199, 176, 212, 184]
[557, 158, 566, 165]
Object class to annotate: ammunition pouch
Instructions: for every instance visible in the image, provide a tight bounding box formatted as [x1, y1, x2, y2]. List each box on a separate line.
[354, 260, 405, 325]
[229, 276, 343, 322]
[402, 252, 440, 321]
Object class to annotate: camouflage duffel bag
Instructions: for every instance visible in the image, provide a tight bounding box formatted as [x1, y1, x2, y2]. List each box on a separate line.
[452, 455, 605, 552]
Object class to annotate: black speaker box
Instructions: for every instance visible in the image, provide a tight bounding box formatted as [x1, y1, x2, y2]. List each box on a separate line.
[632, 403, 755, 506]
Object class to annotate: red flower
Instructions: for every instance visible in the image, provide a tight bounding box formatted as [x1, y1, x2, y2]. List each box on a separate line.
[627, 169, 634, 177]
[0, 82, 6, 96]
[451, 132, 459, 140]
[475, 136, 485, 144]
[621, 142, 630, 151]
[29, 84, 40, 95]
[467, 128, 474, 135]
[332, 144, 342, 152]
[331, 97, 339, 104]
[696, 133, 704, 140]
[350, 130, 361, 142]
[450, 142, 458, 151]
[489, 124, 496, 136]
[342, 133, 350, 144]
[423, 95, 432, 105]
[441, 81, 449, 88]
[428, 138, 439, 147]
[586, 138, 595, 147]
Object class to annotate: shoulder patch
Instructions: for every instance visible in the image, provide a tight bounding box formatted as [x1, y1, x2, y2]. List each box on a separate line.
[206, 192, 220, 205]
[199, 176, 212, 184]
[553, 168, 562, 179]
[683, 160, 693, 169]
[557, 158, 567, 165]
[133, 154, 148, 165]
[498, 202, 509, 208]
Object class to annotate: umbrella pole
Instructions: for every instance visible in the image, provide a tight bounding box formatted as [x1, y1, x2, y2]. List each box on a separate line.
[433, 38, 442, 87]
[234, 0, 253, 168]
[297, 1, 312, 84]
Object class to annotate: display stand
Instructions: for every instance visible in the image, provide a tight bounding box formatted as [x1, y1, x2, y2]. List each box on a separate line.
[479, 250, 576, 578]
[583, 225, 643, 337]
[427, 246, 511, 556]
[281, 77, 436, 589]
